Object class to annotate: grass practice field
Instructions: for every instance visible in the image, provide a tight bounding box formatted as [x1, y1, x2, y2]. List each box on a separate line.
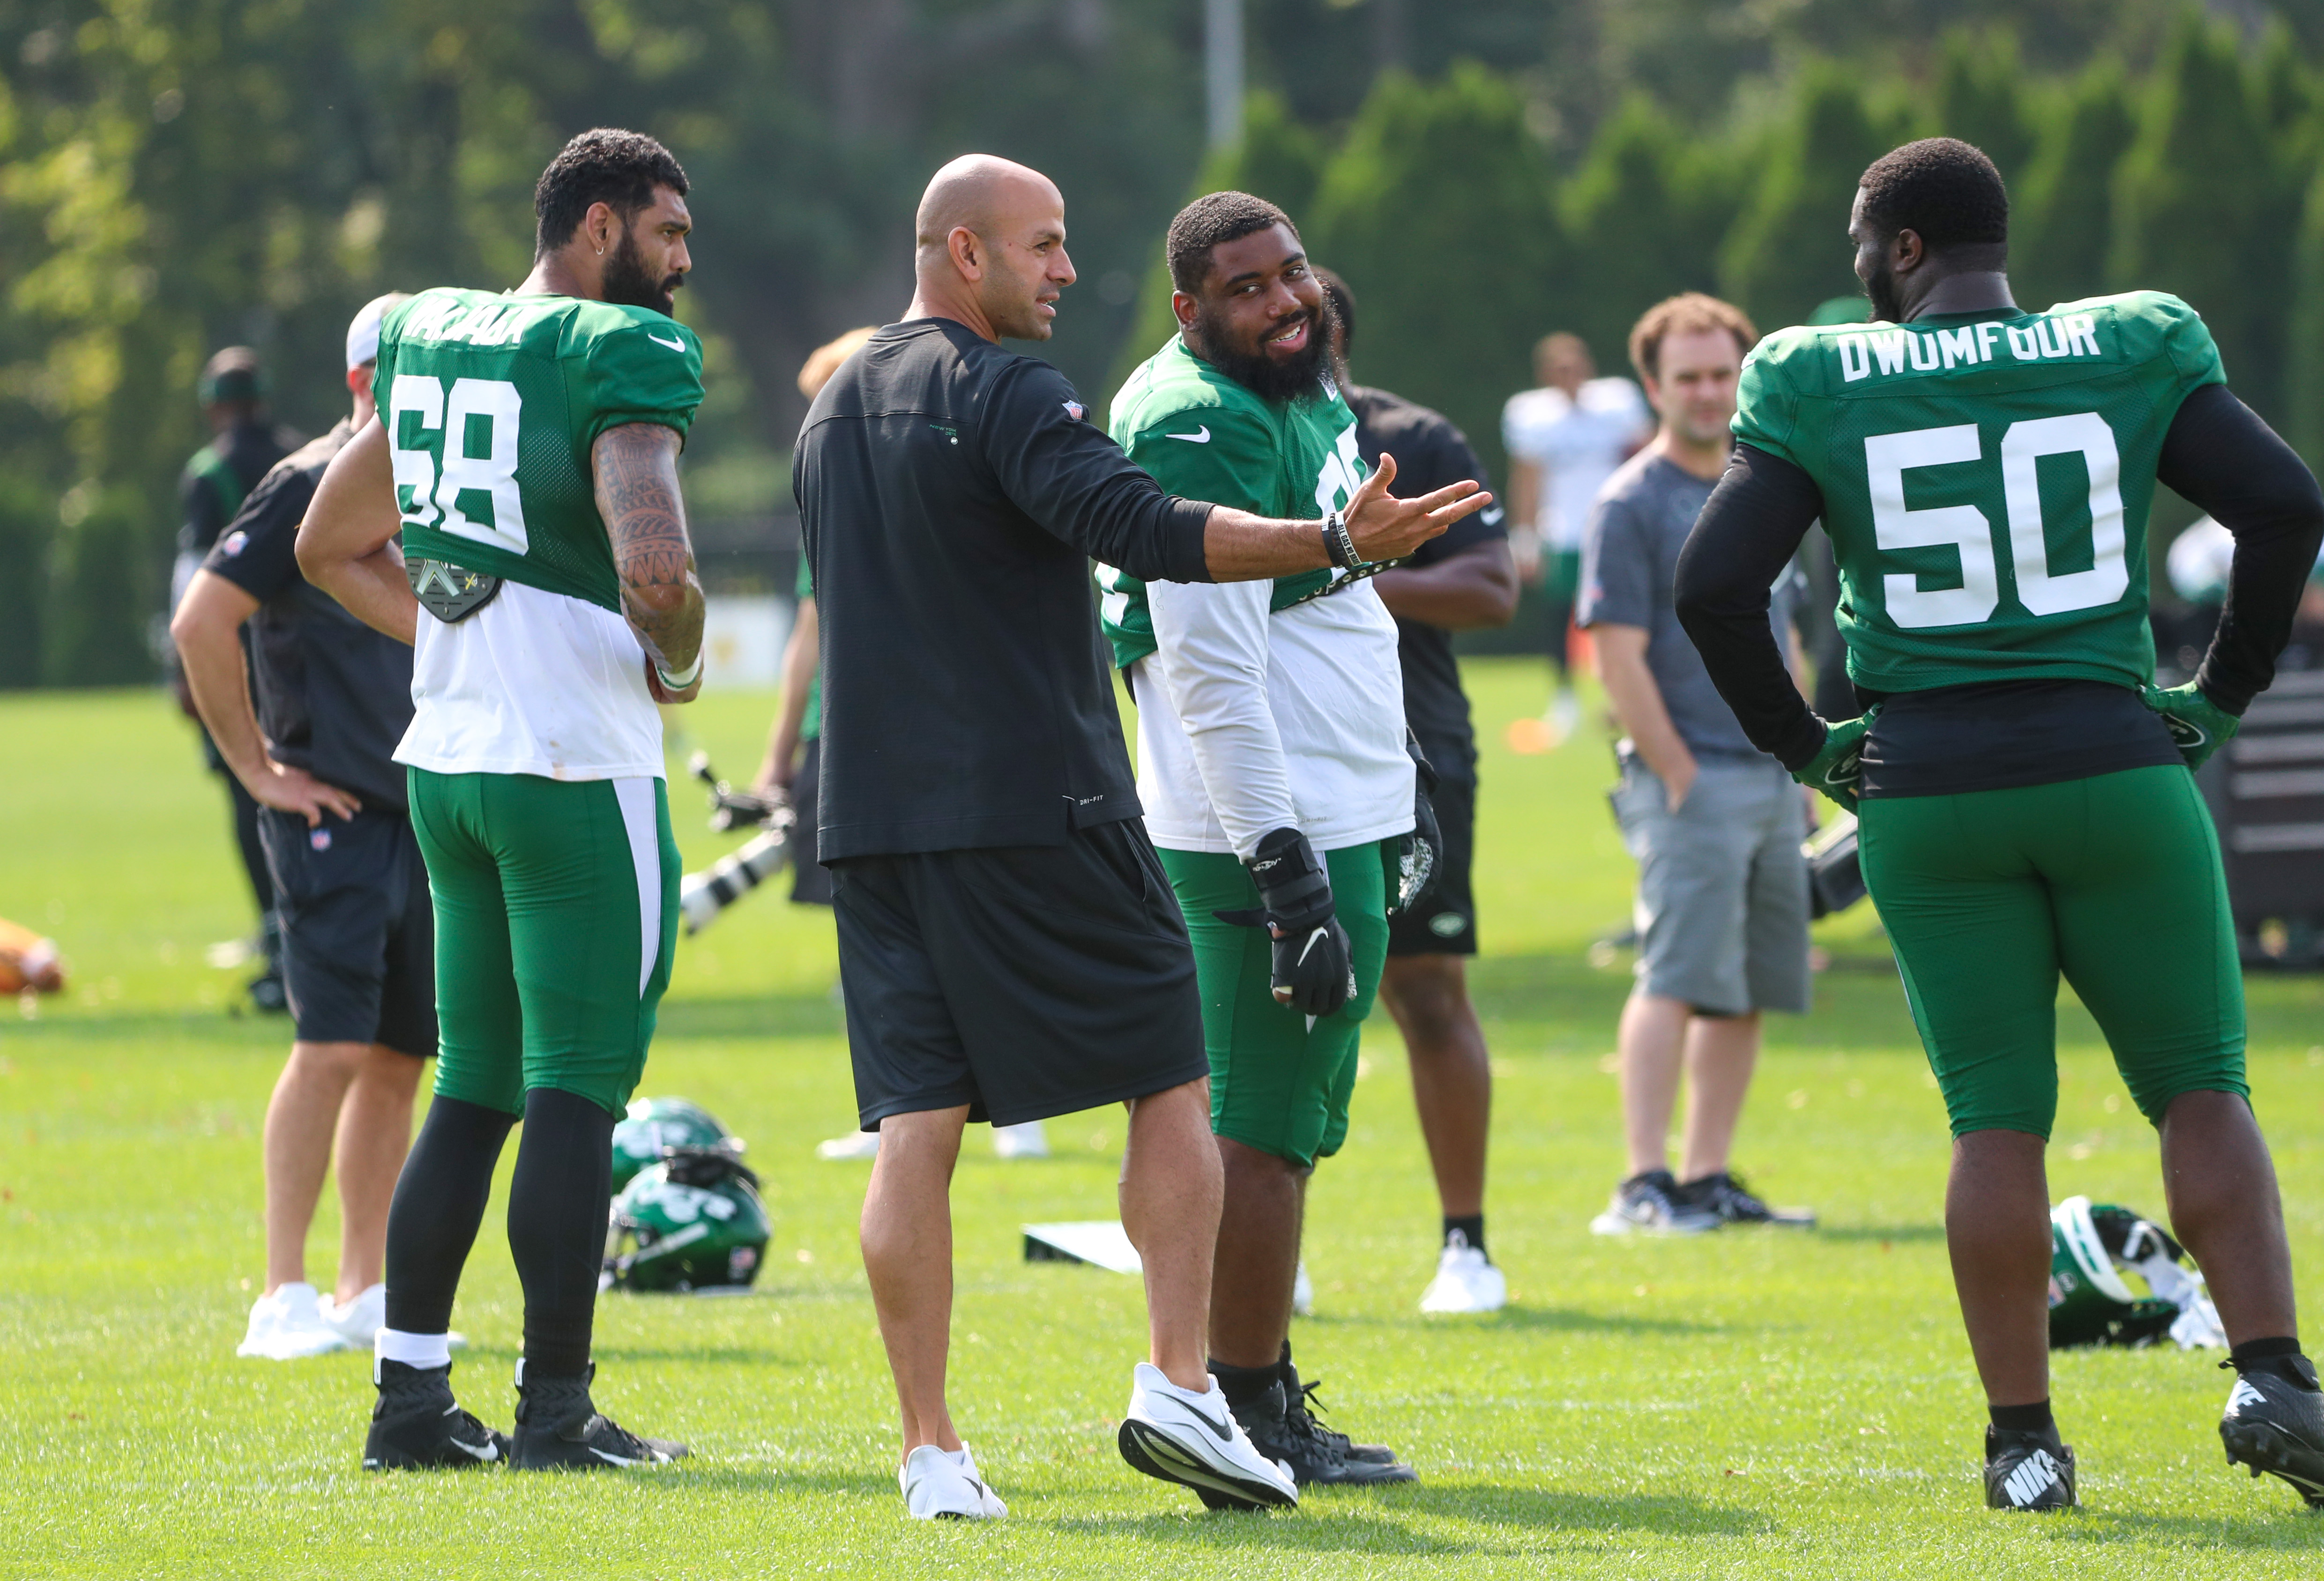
[4, 659, 2323, 1579]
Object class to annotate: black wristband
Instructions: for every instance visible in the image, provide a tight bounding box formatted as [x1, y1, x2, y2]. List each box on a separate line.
[1322, 510, 1360, 571]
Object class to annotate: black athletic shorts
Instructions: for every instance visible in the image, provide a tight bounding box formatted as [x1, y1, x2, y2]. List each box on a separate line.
[1387, 770, 1477, 957]
[257, 805, 437, 1057]
[831, 818, 1209, 1129]
[790, 738, 833, 907]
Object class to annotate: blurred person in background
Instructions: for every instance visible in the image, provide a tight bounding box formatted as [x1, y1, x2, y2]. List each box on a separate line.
[774, 326, 1051, 1166]
[170, 347, 302, 1011]
[1316, 269, 1517, 1314]
[1502, 333, 1650, 744]
[172, 297, 432, 1361]
[1579, 294, 1815, 1238]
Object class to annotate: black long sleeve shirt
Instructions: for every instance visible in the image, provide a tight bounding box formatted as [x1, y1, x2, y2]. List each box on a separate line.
[1675, 383, 2324, 796]
[795, 318, 1215, 861]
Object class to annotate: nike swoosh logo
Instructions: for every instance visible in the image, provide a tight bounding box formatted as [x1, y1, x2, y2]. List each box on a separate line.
[589, 1446, 649, 1465]
[647, 333, 686, 352]
[449, 1436, 498, 1461]
[1296, 927, 1326, 965]
[1165, 426, 1211, 443]
[1182, 1396, 1237, 1443]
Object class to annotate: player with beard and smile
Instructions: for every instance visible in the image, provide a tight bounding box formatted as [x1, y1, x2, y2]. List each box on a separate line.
[1100, 192, 1435, 1489]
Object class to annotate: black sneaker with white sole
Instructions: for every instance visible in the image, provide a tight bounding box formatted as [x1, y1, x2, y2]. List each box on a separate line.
[1984, 1425, 2077, 1511]
[508, 1361, 688, 1471]
[1590, 1169, 1719, 1235]
[2220, 1355, 2324, 1508]
[1217, 1378, 1416, 1493]
[1678, 1171, 1816, 1228]
[1278, 1350, 1405, 1471]
[362, 1358, 509, 1470]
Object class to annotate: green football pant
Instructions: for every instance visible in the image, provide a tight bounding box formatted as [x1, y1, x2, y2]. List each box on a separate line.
[409, 768, 679, 1118]
[1158, 840, 1390, 1170]
[1857, 765, 2245, 1139]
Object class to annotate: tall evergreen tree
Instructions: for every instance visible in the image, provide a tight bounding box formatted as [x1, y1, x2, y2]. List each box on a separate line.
[1307, 64, 1559, 478]
[1931, 28, 2039, 183]
[1719, 63, 1898, 331]
[2011, 58, 2136, 310]
[1558, 93, 1737, 371]
[2111, 13, 2301, 425]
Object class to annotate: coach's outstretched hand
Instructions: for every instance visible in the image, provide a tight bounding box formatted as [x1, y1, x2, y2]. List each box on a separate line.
[1344, 453, 1494, 565]
[2142, 681, 2241, 772]
[1217, 827, 1356, 1019]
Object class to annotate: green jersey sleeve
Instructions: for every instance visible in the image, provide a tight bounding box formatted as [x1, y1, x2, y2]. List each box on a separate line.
[1123, 403, 1281, 513]
[578, 319, 706, 449]
[1731, 331, 1808, 467]
[2148, 291, 2227, 393]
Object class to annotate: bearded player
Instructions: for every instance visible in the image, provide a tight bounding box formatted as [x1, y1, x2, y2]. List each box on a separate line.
[1102, 193, 1425, 1488]
[1676, 137, 2324, 1512]
[298, 128, 706, 1470]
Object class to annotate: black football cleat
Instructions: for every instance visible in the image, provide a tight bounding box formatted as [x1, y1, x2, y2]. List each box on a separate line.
[1279, 1350, 1405, 1470]
[509, 1361, 688, 1470]
[2220, 1356, 2324, 1508]
[1984, 1425, 2077, 1511]
[362, 1358, 509, 1470]
[1209, 1376, 1415, 1504]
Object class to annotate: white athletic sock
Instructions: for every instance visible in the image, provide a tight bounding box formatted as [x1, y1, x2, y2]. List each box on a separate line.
[375, 1327, 453, 1373]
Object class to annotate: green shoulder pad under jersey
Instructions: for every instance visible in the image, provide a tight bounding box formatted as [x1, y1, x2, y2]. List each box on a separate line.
[379, 287, 704, 613]
[1732, 290, 2223, 696]
[1099, 334, 1364, 668]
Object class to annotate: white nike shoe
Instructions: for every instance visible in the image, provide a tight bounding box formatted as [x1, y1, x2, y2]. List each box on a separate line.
[991, 1121, 1050, 1160]
[236, 1282, 351, 1359]
[320, 1284, 465, 1351]
[1117, 1362, 1298, 1510]
[1292, 1262, 1315, 1316]
[900, 1443, 1007, 1519]
[1418, 1240, 1507, 1314]
[816, 1129, 881, 1161]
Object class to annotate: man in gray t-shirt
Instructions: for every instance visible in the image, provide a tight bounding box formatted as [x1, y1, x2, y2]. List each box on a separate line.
[1575, 293, 1815, 1240]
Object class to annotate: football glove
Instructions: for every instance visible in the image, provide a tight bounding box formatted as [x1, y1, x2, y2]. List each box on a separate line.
[1217, 826, 1356, 1019]
[1792, 713, 1873, 812]
[2141, 681, 2240, 772]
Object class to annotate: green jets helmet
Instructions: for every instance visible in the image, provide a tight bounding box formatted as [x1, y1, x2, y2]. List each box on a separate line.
[2047, 1195, 2182, 1349]
[610, 1096, 740, 1192]
[604, 1147, 772, 1293]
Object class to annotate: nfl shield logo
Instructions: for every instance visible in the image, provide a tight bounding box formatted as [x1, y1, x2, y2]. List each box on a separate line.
[1062, 401, 1086, 422]
[310, 828, 332, 852]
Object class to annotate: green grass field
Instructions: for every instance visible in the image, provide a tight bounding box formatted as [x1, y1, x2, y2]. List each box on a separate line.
[3, 659, 2322, 1578]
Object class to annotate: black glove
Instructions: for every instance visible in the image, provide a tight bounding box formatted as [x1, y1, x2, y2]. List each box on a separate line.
[1216, 827, 1356, 1018]
[1391, 730, 1443, 917]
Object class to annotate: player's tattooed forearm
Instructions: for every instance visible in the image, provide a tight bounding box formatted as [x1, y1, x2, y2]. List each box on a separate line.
[595, 423, 705, 665]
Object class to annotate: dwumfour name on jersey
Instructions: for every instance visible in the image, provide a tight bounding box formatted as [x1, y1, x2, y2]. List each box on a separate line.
[1833, 312, 2104, 383]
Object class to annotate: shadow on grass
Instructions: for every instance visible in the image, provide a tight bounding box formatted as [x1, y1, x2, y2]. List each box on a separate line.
[1816, 1224, 1945, 1244]
[1305, 1303, 1722, 1336]
[1042, 1485, 1765, 1551]
[2041, 1507, 2324, 1549]
[655, 991, 845, 1041]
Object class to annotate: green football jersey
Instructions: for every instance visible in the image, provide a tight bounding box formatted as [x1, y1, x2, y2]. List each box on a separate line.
[379, 287, 704, 615]
[1732, 289, 2224, 695]
[1100, 335, 1367, 668]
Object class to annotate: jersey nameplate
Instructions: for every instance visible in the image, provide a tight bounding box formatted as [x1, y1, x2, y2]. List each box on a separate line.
[1833, 315, 2104, 384]
[408, 556, 503, 623]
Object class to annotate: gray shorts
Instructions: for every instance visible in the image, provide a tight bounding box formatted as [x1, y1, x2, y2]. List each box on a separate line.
[1610, 755, 1811, 1017]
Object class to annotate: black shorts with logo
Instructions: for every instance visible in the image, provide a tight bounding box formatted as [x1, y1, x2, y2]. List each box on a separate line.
[1387, 770, 1478, 958]
[832, 818, 1209, 1129]
[257, 805, 437, 1057]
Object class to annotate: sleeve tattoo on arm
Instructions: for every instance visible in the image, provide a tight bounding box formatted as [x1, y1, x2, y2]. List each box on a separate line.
[594, 422, 705, 673]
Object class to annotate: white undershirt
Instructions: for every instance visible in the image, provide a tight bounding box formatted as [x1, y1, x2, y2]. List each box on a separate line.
[1131, 576, 1412, 858]
[395, 579, 664, 781]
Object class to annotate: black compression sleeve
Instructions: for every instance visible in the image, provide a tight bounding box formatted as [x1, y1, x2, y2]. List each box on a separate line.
[2156, 383, 2324, 714]
[1674, 444, 1829, 769]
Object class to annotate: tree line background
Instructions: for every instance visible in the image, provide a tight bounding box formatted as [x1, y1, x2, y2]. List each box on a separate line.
[4, 0, 2323, 687]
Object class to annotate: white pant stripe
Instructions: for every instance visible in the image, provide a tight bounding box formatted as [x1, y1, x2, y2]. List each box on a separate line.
[611, 777, 661, 999]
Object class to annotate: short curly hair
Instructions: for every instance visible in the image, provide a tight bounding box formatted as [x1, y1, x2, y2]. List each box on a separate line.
[534, 128, 689, 255]
[1857, 137, 2008, 252]
[1166, 191, 1298, 296]
[1628, 293, 1757, 385]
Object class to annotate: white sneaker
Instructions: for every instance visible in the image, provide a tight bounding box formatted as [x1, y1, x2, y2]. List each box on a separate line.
[991, 1121, 1050, 1159]
[1117, 1362, 1298, 1510]
[900, 1443, 1007, 1519]
[1292, 1262, 1314, 1316]
[320, 1284, 466, 1351]
[817, 1129, 881, 1161]
[235, 1283, 351, 1359]
[1418, 1239, 1507, 1314]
